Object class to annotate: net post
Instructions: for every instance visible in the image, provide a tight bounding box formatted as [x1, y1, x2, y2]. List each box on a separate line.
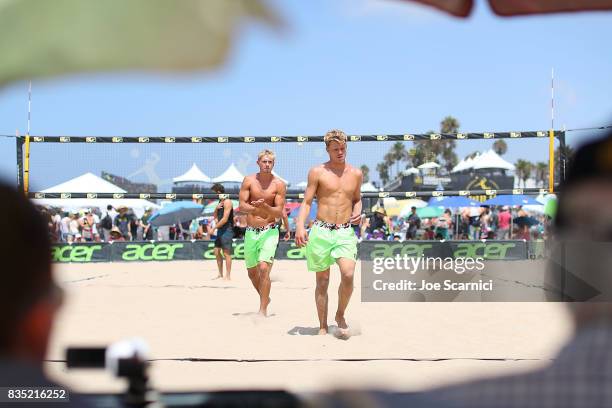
[557, 131, 567, 185]
[16, 134, 24, 193]
[24, 134, 31, 194]
[548, 129, 555, 192]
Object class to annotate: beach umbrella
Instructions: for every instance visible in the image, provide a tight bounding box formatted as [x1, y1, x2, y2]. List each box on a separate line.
[289, 202, 318, 221]
[204, 200, 239, 215]
[397, 199, 429, 218]
[428, 196, 481, 208]
[417, 206, 444, 219]
[284, 202, 301, 214]
[149, 201, 203, 227]
[513, 216, 540, 227]
[0, 0, 279, 87]
[380, 198, 426, 217]
[483, 195, 542, 206]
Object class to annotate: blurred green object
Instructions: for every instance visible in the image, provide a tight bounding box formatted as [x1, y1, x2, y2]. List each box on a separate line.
[417, 206, 444, 219]
[544, 197, 558, 218]
[0, 0, 279, 86]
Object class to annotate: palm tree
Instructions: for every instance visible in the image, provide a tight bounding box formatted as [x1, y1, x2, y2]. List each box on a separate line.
[535, 162, 548, 187]
[493, 140, 508, 156]
[390, 142, 407, 176]
[515, 159, 534, 187]
[360, 165, 370, 183]
[383, 152, 395, 178]
[440, 116, 460, 134]
[439, 117, 459, 172]
[376, 162, 389, 186]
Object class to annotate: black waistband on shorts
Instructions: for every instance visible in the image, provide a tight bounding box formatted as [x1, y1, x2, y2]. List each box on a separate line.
[313, 219, 351, 230]
[246, 223, 277, 233]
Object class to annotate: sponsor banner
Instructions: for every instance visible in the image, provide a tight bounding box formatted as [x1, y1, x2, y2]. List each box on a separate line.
[111, 241, 193, 262]
[358, 240, 527, 261]
[192, 240, 245, 260]
[51, 242, 111, 263]
[191, 241, 306, 261]
[52, 240, 528, 263]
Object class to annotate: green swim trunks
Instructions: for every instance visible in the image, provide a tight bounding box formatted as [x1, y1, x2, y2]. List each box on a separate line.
[244, 224, 280, 268]
[306, 220, 358, 273]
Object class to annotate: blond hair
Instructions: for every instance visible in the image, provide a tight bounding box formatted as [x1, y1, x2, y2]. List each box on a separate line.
[257, 149, 275, 161]
[324, 129, 347, 146]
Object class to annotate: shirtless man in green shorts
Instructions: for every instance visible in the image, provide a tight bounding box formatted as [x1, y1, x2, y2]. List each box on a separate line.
[239, 149, 287, 316]
[295, 129, 363, 338]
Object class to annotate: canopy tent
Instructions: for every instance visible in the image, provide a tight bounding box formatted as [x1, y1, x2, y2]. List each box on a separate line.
[172, 163, 211, 184]
[452, 150, 513, 173]
[211, 163, 245, 184]
[403, 0, 612, 17]
[472, 150, 515, 171]
[402, 167, 420, 175]
[417, 162, 440, 169]
[33, 172, 158, 217]
[360, 182, 378, 192]
[451, 155, 476, 173]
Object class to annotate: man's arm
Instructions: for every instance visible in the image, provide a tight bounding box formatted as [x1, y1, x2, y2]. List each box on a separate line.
[282, 212, 291, 240]
[295, 168, 319, 247]
[238, 177, 256, 213]
[350, 168, 363, 225]
[215, 200, 233, 229]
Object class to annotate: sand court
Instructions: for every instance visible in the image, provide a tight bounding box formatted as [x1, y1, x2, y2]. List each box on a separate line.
[46, 260, 573, 393]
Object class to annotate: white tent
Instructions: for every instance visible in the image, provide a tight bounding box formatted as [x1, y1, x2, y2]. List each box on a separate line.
[42, 172, 126, 194]
[472, 150, 514, 171]
[417, 161, 440, 169]
[402, 167, 420, 175]
[451, 155, 476, 173]
[295, 181, 308, 190]
[33, 172, 159, 217]
[173, 163, 211, 183]
[212, 163, 245, 184]
[361, 182, 378, 192]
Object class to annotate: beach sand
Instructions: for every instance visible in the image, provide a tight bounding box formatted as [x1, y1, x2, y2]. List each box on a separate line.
[46, 260, 572, 393]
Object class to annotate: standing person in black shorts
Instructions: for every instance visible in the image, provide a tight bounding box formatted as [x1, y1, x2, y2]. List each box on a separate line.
[212, 183, 234, 280]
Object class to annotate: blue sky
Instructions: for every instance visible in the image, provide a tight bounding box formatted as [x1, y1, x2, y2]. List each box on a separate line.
[1, 0, 611, 190]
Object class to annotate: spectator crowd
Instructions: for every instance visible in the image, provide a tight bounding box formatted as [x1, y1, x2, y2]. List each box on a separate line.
[39, 201, 549, 243]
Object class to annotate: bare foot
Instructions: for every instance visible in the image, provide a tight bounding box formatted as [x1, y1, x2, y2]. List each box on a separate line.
[223, 276, 231, 281]
[258, 297, 271, 317]
[335, 314, 350, 340]
[212, 274, 223, 280]
[318, 327, 328, 335]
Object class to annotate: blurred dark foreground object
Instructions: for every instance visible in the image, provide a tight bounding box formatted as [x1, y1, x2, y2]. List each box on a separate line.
[404, 0, 612, 17]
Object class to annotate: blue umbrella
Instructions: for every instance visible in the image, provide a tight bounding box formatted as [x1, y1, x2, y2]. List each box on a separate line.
[289, 201, 318, 221]
[483, 195, 542, 206]
[428, 196, 481, 208]
[149, 201, 204, 227]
